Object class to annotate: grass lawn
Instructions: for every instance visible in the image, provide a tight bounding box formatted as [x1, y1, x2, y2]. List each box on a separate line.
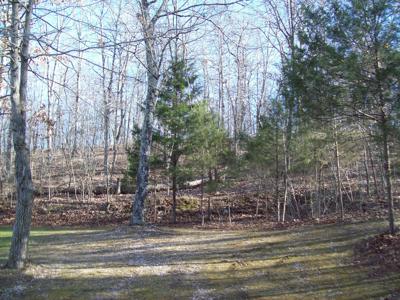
[0, 219, 399, 300]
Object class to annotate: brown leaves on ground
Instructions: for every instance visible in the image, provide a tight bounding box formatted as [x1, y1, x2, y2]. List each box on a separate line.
[0, 191, 395, 230]
[354, 232, 400, 275]
[0, 195, 132, 227]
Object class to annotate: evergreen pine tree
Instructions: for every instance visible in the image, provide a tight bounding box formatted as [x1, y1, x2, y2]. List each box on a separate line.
[155, 59, 200, 223]
[292, 0, 400, 232]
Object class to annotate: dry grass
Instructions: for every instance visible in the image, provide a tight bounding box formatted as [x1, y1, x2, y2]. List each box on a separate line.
[1, 218, 400, 299]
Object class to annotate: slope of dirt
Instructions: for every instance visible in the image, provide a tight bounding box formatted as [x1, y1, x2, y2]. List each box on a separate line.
[1, 219, 400, 299]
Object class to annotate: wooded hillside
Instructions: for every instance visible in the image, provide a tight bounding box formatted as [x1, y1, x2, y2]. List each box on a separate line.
[0, 1, 399, 296]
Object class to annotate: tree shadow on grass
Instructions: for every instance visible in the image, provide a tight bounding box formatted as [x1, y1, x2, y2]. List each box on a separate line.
[1, 219, 399, 299]
[1, 263, 399, 300]
[27, 220, 386, 269]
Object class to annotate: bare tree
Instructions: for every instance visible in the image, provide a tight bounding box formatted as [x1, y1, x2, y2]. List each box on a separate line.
[131, 0, 168, 225]
[6, 0, 35, 269]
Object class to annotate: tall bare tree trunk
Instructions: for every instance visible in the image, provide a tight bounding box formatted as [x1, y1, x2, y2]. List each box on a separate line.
[367, 142, 379, 197]
[217, 32, 225, 128]
[72, 28, 82, 156]
[131, 0, 168, 225]
[363, 144, 370, 198]
[333, 120, 344, 221]
[381, 115, 395, 234]
[7, 0, 34, 270]
[275, 120, 280, 222]
[171, 150, 178, 224]
[282, 131, 288, 222]
[111, 52, 128, 178]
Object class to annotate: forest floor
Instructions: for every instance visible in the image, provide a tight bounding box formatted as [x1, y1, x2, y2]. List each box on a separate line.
[1, 217, 400, 300]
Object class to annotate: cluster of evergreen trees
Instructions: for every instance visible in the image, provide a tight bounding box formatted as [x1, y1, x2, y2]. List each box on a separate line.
[274, 0, 399, 233]
[127, 59, 227, 223]
[127, 0, 399, 233]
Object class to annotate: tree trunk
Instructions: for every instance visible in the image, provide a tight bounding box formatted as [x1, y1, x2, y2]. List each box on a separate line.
[7, 0, 34, 270]
[201, 175, 205, 226]
[275, 123, 280, 222]
[101, 18, 117, 206]
[367, 142, 379, 198]
[381, 119, 395, 234]
[314, 150, 320, 218]
[363, 144, 370, 198]
[172, 162, 177, 224]
[217, 32, 225, 127]
[333, 121, 344, 221]
[207, 197, 211, 222]
[282, 130, 289, 222]
[131, 0, 168, 225]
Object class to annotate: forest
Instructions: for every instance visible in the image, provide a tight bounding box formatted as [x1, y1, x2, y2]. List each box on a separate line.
[0, 0, 399, 299]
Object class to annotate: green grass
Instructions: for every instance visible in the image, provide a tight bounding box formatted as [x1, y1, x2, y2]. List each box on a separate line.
[0, 227, 104, 264]
[0, 219, 399, 299]
[0, 227, 11, 261]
